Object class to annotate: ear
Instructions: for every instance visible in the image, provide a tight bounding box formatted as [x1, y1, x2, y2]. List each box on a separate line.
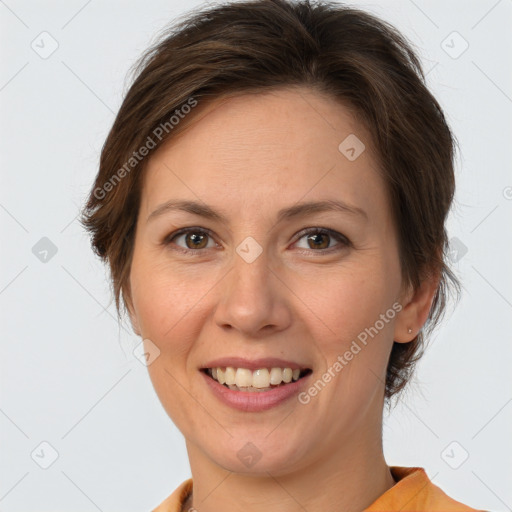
[393, 268, 440, 343]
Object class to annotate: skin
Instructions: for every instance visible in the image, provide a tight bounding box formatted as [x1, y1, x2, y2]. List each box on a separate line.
[126, 87, 439, 512]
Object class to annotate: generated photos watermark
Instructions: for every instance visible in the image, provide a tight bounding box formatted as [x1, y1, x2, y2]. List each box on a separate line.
[94, 96, 198, 200]
[298, 301, 403, 404]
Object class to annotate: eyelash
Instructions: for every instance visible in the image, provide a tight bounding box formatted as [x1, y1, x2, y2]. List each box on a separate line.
[162, 226, 350, 256]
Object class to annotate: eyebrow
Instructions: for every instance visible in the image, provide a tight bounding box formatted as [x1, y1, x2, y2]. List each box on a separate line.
[146, 198, 368, 224]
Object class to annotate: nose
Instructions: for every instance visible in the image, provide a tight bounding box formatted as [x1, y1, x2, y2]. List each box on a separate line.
[213, 244, 292, 337]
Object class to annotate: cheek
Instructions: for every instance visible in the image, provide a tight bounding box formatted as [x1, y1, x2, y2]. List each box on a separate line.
[303, 261, 398, 364]
[130, 260, 215, 428]
[130, 253, 214, 339]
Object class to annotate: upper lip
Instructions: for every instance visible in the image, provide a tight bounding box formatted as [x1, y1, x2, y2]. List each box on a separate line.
[201, 357, 311, 371]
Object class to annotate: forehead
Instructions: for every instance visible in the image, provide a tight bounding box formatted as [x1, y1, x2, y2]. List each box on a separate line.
[140, 87, 387, 222]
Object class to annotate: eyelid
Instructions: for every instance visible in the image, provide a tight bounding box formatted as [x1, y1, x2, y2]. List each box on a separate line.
[293, 226, 349, 244]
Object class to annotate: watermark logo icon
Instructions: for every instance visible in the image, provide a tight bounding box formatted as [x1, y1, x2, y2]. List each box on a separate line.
[236, 236, 263, 263]
[31, 441, 59, 469]
[447, 236, 468, 263]
[441, 440, 469, 469]
[31, 31, 59, 59]
[441, 31, 469, 59]
[133, 338, 161, 366]
[32, 237, 58, 263]
[237, 442, 262, 468]
[338, 134, 365, 161]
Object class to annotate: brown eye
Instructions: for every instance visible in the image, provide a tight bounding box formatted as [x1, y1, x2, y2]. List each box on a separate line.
[183, 231, 209, 249]
[306, 232, 330, 250]
[164, 228, 216, 252]
[294, 228, 349, 253]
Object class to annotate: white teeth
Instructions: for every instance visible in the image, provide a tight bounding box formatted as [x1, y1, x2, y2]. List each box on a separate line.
[225, 367, 236, 385]
[282, 368, 293, 383]
[207, 366, 307, 389]
[269, 367, 283, 385]
[252, 369, 270, 388]
[235, 368, 252, 387]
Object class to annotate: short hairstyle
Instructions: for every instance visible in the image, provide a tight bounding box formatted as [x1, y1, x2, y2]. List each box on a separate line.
[80, 0, 461, 405]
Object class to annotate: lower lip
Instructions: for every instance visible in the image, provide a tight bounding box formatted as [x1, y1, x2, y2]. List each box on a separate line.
[201, 370, 312, 412]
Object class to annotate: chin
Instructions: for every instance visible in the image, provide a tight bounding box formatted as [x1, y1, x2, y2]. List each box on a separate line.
[204, 435, 310, 477]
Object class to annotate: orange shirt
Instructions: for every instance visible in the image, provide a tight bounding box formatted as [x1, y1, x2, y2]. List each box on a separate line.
[152, 466, 484, 512]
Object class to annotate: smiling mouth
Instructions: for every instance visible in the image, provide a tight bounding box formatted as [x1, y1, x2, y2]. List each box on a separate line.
[201, 367, 312, 392]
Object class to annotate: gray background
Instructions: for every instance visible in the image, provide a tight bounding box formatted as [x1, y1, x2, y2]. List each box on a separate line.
[1, 0, 511, 510]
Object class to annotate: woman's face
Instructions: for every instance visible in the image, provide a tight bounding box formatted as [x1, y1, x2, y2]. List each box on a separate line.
[127, 87, 415, 475]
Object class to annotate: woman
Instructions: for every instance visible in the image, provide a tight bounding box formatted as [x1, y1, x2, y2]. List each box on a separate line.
[80, 0, 485, 510]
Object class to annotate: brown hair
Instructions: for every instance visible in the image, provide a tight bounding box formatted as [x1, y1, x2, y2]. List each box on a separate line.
[79, 0, 461, 405]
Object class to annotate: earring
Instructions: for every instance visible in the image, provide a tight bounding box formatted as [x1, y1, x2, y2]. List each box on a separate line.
[407, 328, 412, 334]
